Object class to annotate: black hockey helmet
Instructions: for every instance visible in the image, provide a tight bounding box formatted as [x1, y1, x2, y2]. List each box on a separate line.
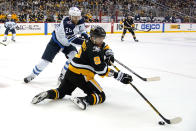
[90, 26, 106, 38]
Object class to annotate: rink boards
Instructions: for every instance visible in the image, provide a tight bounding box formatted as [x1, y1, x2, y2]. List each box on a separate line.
[0, 22, 196, 36]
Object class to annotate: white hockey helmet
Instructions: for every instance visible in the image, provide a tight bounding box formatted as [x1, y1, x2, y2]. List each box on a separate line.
[7, 14, 12, 17]
[69, 7, 81, 17]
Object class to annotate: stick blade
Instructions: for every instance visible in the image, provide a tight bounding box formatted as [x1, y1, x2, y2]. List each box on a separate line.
[170, 117, 182, 124]
[0, 42, 7, 46]
[146, 76, 160, 81]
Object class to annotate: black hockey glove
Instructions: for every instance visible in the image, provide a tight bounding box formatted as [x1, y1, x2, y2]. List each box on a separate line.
[81, 32, 89, 40]
[114, 71, 132, 84]
[105, 49, 114, 66]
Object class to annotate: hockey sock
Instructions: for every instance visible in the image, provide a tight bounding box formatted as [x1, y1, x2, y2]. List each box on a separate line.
[60, 50, 77, 76]
[121, 34, 124, 39]
[47, 89, 59, 99]
[60, 61, 69, 76]
[133, 35, 136, 40]
[85, 92, 105, 105]
[32, 59, 50, 76]
[4, 35, 7, 41]
[12, 34, 16, 40]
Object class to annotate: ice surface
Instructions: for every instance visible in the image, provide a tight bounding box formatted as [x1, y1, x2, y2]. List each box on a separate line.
[0, 33, 196, 131]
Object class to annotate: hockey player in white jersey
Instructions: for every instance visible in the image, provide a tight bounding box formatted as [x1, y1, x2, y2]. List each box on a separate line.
[3, 14, 17, 42]
[24, 7, 88, 83]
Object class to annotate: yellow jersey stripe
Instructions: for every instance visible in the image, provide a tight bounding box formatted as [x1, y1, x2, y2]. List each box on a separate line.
[89, 79, 103, 92]
[69, 64, 95, 81]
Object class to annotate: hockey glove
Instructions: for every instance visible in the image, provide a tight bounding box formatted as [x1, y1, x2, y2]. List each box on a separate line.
[114, 71, 132, 84]
[105, 49, 114, 66]
[81, 32, 89, 40]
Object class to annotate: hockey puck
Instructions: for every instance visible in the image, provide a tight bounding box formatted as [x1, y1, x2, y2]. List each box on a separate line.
[158, 121, 165, 125]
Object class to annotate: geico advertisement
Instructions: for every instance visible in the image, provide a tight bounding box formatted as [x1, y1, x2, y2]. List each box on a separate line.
[114, 23, 162, 32]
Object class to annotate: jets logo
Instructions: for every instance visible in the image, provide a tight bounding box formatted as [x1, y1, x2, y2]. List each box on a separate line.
[67, 21, 72, 24]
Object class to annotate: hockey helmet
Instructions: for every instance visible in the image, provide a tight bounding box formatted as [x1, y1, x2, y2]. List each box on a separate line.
[90, 26, 106, 38]
[69, 7, 81, 16]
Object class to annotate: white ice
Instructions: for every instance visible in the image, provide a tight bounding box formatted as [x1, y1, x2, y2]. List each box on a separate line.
[0, 33, 196, 131]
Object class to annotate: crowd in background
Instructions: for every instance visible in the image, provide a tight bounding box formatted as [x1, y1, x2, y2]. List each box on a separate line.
[0, 0, 195, 23]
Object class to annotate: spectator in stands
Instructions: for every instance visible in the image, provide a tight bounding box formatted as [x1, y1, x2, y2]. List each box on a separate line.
[0, 12, 6, 22]
[0, 0, 195, 23]
[148, 12, 154, 23]
[170, 15, 176, 23]
[58, 12, 64, 22]
[84, 10, 94, 22]
[19, 11, 27, 22]
[164, 14, 171, 23]
[46, 11, 55, 22]
[134, 13, 141, 22]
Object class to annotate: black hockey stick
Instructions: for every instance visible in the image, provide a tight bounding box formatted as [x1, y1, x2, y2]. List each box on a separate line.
[0, 42, 7, 46]
[111, 63, 182, 124]
[114, 58, 160, 82]
[134, 23, 151, 32]
[135, 28, 151, 32]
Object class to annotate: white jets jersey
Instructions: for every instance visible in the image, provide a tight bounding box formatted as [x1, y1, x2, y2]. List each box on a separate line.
[4, 19, 17, 29]
[52, 17, 86, 47]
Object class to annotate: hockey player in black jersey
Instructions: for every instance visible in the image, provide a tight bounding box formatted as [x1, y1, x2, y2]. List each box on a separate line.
[31, 26, 133, 110]
[24, 7, 88, 84]
[120, 15, 138, 42]
[3, 14, 17, 42]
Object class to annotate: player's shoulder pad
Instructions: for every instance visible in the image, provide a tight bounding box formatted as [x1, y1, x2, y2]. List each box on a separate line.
[77, 18, 85, 25]
[85, 39, 94, 50]
[103, 43, 110, 50]
[63, 17, 72, 24]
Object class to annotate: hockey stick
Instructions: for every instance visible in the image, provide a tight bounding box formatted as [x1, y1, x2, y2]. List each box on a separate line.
[0, 41, 7, 46]
[111, 63, 182, 124]
[135, 28, 151, 32]
[129, 82, 182, 124]
[114, 58, 160, 82]
[125, 26, 151, 32]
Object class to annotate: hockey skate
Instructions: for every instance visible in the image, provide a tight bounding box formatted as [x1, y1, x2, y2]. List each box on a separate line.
[31, 92, 48, 104]
[121, 37, 124, 42]
[24, 74, 36, 83]
[134, 39, 139, 42]
[2, 40, 7, 42]
[11, 39, 16, 42]
[70, 97, 88, 110]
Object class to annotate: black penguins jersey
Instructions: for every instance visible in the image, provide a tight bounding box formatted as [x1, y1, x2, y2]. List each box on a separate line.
[69, 39, 111, 81]
[121, 18, 134, 29]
